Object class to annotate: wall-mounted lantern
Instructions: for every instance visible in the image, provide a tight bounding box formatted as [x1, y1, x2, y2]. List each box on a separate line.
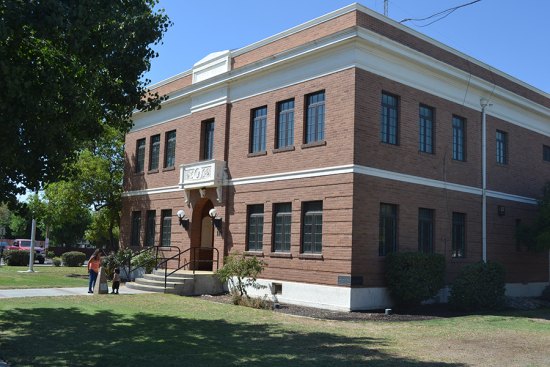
[176, 209, 190, 230]
[209, 208, 222, 235]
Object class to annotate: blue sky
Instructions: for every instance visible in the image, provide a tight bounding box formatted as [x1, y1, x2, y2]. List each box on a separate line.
[146, 0, 549, 94]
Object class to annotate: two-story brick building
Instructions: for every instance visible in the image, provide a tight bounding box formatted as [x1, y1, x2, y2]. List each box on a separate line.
[121, 3, 550, 310]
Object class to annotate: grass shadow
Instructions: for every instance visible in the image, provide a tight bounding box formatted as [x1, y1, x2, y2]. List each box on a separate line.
[0, 306, 468, 367]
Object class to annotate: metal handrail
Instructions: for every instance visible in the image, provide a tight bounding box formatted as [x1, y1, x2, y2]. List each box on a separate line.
[155, 247, 220, 289]
[127, 245, 180, 281]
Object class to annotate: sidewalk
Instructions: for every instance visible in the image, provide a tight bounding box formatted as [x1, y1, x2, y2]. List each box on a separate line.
[0, 285, 152, 299]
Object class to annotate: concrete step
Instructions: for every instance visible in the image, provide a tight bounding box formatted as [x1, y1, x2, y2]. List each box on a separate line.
[143, 273, 189, 284]
[136, 277, 188, 288]
[126, 282, 180, 294]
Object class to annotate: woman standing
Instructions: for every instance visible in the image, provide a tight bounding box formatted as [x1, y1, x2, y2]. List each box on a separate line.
[87, 249, 101, 293]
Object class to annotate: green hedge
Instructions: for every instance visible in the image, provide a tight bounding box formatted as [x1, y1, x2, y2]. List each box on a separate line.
[4, 250, 30, 266]
[449, 261, 506, 311]
[385, 252, 446, 307]
[61, 251, 87, 267]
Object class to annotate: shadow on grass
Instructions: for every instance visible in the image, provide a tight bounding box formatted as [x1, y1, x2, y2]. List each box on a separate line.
[0, 307, 467, 367]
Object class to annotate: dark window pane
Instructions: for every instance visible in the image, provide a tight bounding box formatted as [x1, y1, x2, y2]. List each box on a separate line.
[203, 120, 215, 160]
[544, 145, 550, 162]
[131, 211, 141, 247]
[302, 201, 322, 253]
[277, 100, 294, 148]
[149, 134, 160, 171]
[250, 107, 267, 153]
[452, 212, 466, 258]
[419, 105, 434, 153]
[418, 208, 434, 253]
[305, 92, 325, 144]
[247, 204, 264, 251]
[496, 130, 507, 164]
[160, 210, 172, 247]
[452, 116, 466, 161]
[381, 93, 398, 145]
[136, 139, 146, 173]
[145, 210, 156, 246]
[379, 203, 397, 256]
[274, 203, 292, 252]
[164, 130, 176, 168]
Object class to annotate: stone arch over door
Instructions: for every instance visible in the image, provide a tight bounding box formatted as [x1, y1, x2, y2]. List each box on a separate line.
[191, 198, 214, 271]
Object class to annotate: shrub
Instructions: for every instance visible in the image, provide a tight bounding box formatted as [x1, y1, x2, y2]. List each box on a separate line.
[386, 252, 446, 307]
[131, 250, 157, 274]
[4, 250, 30, 266]
[102, 248, 133, 279]
[46, 251, 55, 259]
[61, 251, 87, 267]
[449, 261, 506, 311]
[216, 252, 266, 298]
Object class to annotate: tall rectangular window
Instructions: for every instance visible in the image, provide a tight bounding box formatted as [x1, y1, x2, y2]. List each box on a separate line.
[276, 99, 294, 149]
[149, 134, 161, 171]
[452, 116, 466, 161]
[305, 91, 325, 144]
[302, 201, 323, 253]
[379, 203, 398, 256]
[452, 212, 466, 258]
[160, 209, 172, 247]
[418, 208, 434, 253]
[131, 211, 141, 247]
[164, 130, 176, 168]
[247, 204, 264, 251]
[381, 92, 398, 145]
[419, 105, 434, 153]
[250, 107, 267, 153]
[135, 138, 145, 173]
[544, 145, 550, 162]
[273, 203, 292, 252]
[202, 120, 214, 160]
[145, 210, 156, 246]
[496, 130, 508, 164]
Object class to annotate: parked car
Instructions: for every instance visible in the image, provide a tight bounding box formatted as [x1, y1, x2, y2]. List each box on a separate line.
[7, 239, 45, 264]
[0, 241, 8, 250]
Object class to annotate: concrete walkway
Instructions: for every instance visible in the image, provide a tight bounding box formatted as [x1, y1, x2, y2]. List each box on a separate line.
[0, 285, 152, 299]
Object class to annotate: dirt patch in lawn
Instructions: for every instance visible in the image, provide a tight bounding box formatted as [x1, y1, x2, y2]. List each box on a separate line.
[65, 274, 89, 279]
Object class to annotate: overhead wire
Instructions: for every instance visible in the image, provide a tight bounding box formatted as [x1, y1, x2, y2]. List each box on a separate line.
[399, 0, 481, 27]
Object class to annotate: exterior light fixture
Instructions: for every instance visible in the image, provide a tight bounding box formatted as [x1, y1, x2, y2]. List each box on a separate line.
[209, 208, 222, 234]
[176, 209, 190, 230]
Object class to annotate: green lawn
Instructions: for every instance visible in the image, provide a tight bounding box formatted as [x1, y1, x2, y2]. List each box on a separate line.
[0, 294, 549, 367]
[0, 265, 88, 289]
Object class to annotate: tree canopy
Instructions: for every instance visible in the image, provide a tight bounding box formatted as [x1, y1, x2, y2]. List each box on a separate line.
[0, 0, 170, 201]
[516, 182, 550, 251]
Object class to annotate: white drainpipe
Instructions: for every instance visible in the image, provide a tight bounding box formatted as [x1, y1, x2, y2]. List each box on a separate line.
[480, 98, 490, 263]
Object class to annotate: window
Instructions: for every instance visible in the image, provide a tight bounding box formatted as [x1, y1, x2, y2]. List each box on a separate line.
[305, 91, 325, 144]
[247, 205, 264, 251]
[131, 211, 141, 247]
[379, 203, 397, 256]
[419, 105, 434, 153]
[543, 145, 550, 162]
[145, 210, 156, 246]
[160, 209, 172, 247]
[452, 212, 466, 258]
[515, 219, 522, 251]
[149, 134, 160, 171]
[273, 203, 292, 252]
[202, 120, 214, 160]
[164, 130, 176, 168]
[276, 99, 294, 149]
[381, 92, 398, 145]
[135, 138, 145, 173]
[418, 208, 434, 253]
[452, 116, 466, 161]
[302, 201, 323, 253]
[496, 130, 508, 164]
[250, 107, 267, 153]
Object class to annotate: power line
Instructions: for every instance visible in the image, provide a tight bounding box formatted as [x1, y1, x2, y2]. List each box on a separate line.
[399, 0, 481, 27]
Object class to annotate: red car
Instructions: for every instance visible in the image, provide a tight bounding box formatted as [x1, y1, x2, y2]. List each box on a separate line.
[7, 239, 45, 264]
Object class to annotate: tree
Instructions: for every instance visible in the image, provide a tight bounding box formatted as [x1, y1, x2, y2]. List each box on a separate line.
[0, 0, 171, 201]
[516, 182, 550, 251]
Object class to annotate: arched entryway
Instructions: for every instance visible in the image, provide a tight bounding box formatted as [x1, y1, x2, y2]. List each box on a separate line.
[191, 198, 215, 271]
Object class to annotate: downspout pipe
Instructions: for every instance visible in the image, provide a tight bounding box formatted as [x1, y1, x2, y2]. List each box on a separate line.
[480, 98, 490, 263]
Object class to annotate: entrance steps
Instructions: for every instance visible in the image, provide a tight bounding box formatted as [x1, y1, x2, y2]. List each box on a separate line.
[125, 269, 224, 296]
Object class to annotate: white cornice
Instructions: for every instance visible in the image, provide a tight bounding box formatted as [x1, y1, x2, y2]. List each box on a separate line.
[122, 164, 538, 205]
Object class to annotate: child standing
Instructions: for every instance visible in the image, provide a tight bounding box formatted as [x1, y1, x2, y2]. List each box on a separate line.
[111, 267, 121, 294]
